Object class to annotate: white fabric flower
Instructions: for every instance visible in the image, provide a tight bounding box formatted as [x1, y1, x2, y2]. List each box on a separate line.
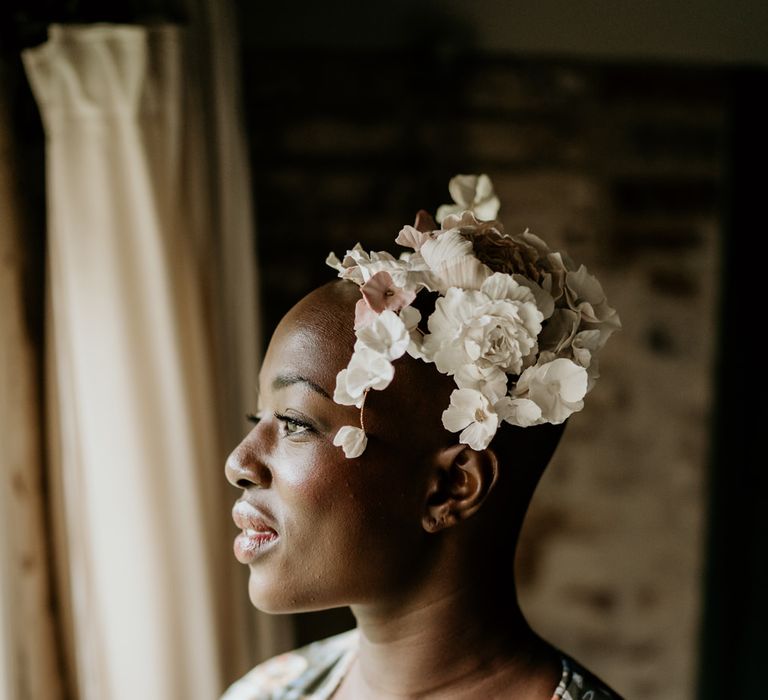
[495, 396, 542, 428]
[419, 229, 493, 293]
[333, 426, 368, 458]
[332, 369, 360, 407]
[571, 329, 602, 368]
[396, 225, 431, 251]
[442, 388, 499, 450]
[422, 274, 543, 376]
[454, 363, 508, 403]
[399, 305, 426, 360]
[436, 174, 500, 224]
[572, 329, 604, 391]
[333, 347, 394, 407]
[327, 245, 434, 292]
[355, 310, 410, 360]
[563, 265, 622, 338]
[513, 358, 588, 424]
[537, 308, 580, 355]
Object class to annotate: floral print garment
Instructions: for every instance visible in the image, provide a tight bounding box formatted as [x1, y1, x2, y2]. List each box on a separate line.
[221, 629, 624, 700]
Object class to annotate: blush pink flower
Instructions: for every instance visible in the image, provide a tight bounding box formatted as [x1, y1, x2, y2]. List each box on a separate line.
[354, 271, 417, 330]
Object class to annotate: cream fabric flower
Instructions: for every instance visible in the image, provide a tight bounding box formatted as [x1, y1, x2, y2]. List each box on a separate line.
[333, 426, 368, 458]
[423, 273, 543, 377]
[453, 363, 508, 404]
[395, 225, 431, 251]
[355, 310, 410, 360]
[354, 271, 416, 329]
[564, 265, 621, 329]
[436, 174, 500, 224]
[513, 358, 588, 424]
[333, 347, 394, 408]
[419, 229, 492, 293]
[495, 396, 542, 428]
[328, 246, 434, 293]
[442, 388, 499, 450]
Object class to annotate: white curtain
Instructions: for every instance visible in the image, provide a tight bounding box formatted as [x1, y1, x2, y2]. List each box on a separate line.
[20, 21, 286, 700]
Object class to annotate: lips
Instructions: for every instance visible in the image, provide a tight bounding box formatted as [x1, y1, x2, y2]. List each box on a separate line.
[232, 501, 279, 564]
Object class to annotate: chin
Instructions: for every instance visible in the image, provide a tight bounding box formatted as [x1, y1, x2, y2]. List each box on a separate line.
[247, 573, 341, 614]
[247, 573, 287, 613]
[247, 572, 304, 614]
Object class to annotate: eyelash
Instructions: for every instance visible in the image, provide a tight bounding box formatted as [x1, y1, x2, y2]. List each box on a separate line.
[245, 412, 315, 436]
[274, 412, 315, 436]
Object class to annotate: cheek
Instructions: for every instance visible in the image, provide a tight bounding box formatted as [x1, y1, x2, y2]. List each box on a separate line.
[254, 442, 427, 609]
[278, 443, 373, 555]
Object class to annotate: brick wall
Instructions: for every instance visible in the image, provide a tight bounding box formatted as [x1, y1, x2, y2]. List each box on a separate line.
[241, 51, 725, 699]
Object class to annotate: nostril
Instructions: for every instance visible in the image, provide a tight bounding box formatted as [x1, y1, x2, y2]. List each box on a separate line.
[225, 450, 272, 490]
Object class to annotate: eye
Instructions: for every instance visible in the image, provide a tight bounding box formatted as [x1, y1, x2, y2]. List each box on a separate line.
[274, 412, 315, 437]
[245, 412, 262, 425]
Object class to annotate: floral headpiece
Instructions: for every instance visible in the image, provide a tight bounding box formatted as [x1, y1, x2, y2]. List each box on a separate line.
[326, 174, 621, 458]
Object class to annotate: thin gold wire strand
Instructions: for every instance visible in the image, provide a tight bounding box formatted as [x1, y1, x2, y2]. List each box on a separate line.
[359, 389, 370, 432]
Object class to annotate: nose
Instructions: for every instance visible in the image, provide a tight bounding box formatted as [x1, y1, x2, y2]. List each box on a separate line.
[225, 443, 272, 490]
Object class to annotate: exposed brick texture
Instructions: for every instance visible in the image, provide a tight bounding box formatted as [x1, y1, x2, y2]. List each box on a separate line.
[241, 51, 725, 700]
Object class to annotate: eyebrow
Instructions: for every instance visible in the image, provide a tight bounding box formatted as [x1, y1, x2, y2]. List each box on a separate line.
[271, 373, 331, 399]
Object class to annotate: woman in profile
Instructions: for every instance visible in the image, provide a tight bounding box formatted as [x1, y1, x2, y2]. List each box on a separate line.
[223, 175, 624, 699]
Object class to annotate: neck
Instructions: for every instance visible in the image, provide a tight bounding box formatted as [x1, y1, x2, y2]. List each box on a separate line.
[345, 553, 561, 699]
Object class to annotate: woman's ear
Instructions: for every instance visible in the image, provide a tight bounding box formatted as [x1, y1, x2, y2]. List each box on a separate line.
[421, 444, 499, 533]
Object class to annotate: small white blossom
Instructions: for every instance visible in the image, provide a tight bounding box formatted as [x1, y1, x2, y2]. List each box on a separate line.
[399, 305, 426, 360]
[454, 364, 508, 404]
[441, 388, 499, 450]
[495, 396, 543, 428]
[355, 310, 410, 360]
[513, 358, 588, 424]
[436, 174, 500, 224]
[334, 347, 394, 407]
[332, 369, 360, 407]
[333, 426, 368, 458]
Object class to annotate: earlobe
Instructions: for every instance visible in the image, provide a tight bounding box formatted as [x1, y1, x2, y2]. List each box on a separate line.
[421, 444, 499, 533]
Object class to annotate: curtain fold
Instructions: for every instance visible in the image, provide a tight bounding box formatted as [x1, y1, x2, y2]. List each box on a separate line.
[20, 20, 278, 699]
[180, 0, 295, 666]
[0, 65, 64, 700]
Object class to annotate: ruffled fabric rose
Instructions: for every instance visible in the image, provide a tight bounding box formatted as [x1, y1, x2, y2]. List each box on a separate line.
[436, 174, 500, 224]
[422, 273, 544, 377]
